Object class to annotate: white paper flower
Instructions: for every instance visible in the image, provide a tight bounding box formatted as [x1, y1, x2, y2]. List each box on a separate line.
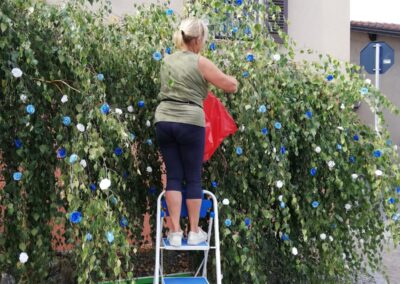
[19, 252, 28, 263]
[329, 236, 334, 242]
[79, 159, 87, 168]
[340, 104, 345, 110]
[365, 79, 371, 85]
[375, 169, 383, 176]
[76, 123, 85, 132]
[115, 108, 123, 115]
[278, 195, 283, 202]
[244, 104, 251, 110]
[273, 147, 276, 153]
[351, 174, 358, 180]
[291, 247, 298, 256]
[61, 95, 68, 103]
[20, 94, 27, 103]
[146, 120, 151, 127]
[360, 238, 364, 244]
[337, 126, 344, 131]
[222, 198, 230, 205]
[320, 233, 327, 240]
[11, 68, 23, 78]
[327, 160, 335, 169]
[146, 166, 152, 173]
[394, 145, 398, 151]
[272, 53, 281, 61]
[276, 181, 284, 189]
[315, 146, 321, 153]
[127, 105, 134, 113]
[27, 7, 34, 15]
[99, 178, 111, 190]
[345, 203, 352, 210]
[240, 125, 245, 132]
[342, 253, 346, 260]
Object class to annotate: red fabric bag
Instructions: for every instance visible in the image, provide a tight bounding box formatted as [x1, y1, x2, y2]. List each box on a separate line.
[203, 92, 238, 162]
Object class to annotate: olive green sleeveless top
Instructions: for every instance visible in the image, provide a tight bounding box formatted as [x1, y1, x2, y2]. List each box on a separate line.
[154, 51, 208, 127]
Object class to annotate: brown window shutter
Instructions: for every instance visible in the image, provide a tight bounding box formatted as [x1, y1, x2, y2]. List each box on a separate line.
[267, 0, 288, 42]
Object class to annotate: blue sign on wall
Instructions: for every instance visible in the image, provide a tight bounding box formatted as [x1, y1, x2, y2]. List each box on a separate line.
[360, 41, 394, 74]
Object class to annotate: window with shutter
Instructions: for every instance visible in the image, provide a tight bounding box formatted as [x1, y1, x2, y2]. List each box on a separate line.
[266, 0, 288, 42]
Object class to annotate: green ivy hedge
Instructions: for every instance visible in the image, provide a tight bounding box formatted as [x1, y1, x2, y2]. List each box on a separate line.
[0, 0, 399, 283]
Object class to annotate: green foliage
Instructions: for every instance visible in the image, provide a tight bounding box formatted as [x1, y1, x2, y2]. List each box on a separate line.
[0, 0, 399, 283]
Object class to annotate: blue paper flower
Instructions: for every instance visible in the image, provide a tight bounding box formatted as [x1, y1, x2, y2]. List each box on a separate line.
[360, 87, 368, 95]
[258, 105, 267, 113]
[388, 197, 396, 204]
[274, 122, 282, 130]
[397, 187, 400, 194]
[90, 183, 96, 192]
[57, 148, 67, 159]
[280, 146, 286, 155]
[232, 27, 238, 33]
[280, 201, 286, 208]
[209, 42, 216, 51]
[114, 147, 123, 156]
[244, 26, 251, 35]
[392, 213, 400, 222]
[146, 139, 152, 146]
[244, 217, 251, 226]
[165, 8, 173, 16]
[311, 201, 319, 208]
[97, 73, 104, 81]
[129, 132, 136, 141]
[166, 47, 172, 54]
[386, 139, 393, 146]
[349, 156, 356, 163]
[153, 51, 162, 61]
[138, 100, 145, 108]
[246, 54, 255, 62]
[148, 186, 157, 195]
[110, 196, 118, 205]
[261, 127, 268, 135]
[26, 104, 35, 114]
[236, 147, 243, 155]
[281, 233, 290, 241]
[326, 74, 334, 81]
[353, 134, 359, 141]
[224, 219, 232, 227]
[100, 103, 110, 115]
[13, 172, 22, 181]
[211, 181, 218, 188]
[15, 138, 22, 149]
[86, 233, 93, 241]
[69, 154, 78, 164]
[120, 217, 129, 227]
[242, 71, 249, 78]
[235, 0, 243, 5]
[305, 110, 313, 119]
[310, 168, 317, 177]
[373, 150, 382, 158]
[336, 144, 342, 151]
[62, 116, 71, 126]
[70, 211, 82, 224]
[106, 231, 114, 243]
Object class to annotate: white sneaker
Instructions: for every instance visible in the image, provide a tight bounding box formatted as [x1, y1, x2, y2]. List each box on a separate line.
[187, 227, 208, 245]
[167, 230, 183, 247]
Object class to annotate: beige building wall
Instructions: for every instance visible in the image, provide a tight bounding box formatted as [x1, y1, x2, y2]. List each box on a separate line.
[47, 0, 350, 62]
[351, 31, 400, 143]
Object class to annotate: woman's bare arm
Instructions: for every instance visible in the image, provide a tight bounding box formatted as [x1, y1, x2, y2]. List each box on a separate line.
[198, 56, 238, 93]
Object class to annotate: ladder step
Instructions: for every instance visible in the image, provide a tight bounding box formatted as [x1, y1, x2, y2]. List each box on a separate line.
[162, 238, 209, 251]
[163, 277, 209, 284]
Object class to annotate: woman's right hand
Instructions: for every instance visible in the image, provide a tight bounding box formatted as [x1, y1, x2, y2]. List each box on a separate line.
[198, 56, 238, 93]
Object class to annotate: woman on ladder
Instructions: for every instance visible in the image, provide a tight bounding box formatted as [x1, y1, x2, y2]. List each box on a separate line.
[154, 18, 238, 247]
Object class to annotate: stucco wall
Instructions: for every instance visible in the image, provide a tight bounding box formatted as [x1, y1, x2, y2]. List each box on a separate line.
[350, 31, 400, 143]
[46, 0, 350, 62]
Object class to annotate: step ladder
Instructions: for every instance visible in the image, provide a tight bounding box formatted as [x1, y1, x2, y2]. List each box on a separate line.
[154, 190, 222, 284]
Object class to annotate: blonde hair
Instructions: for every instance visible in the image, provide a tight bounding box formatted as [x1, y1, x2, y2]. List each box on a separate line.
[173, 18, 209, 50]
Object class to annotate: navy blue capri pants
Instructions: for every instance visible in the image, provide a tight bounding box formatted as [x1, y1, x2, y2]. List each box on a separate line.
[155, 121, 205, 199]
